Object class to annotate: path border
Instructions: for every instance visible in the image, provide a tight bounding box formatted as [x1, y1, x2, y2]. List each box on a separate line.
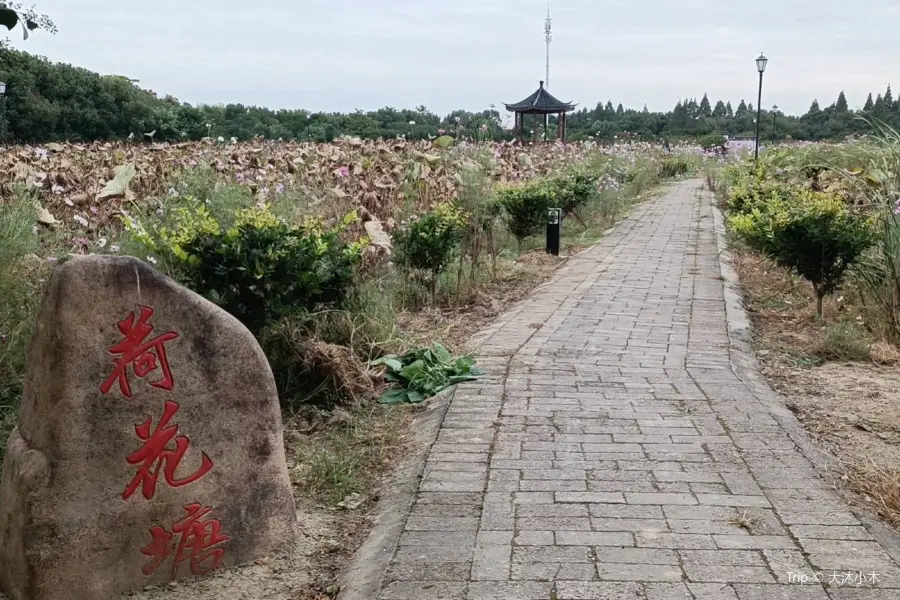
[335, 385, 456, 600]
[707, 185, 900, 564]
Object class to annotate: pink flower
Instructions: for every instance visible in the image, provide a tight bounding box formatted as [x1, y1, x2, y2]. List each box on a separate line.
[894, 198, 900, 216]
[438, 129, 446, 135]
[334, 166, 349, 177]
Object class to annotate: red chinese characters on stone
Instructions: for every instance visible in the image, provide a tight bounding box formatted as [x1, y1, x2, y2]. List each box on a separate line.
[141, 504, 231, 577]
[100, 305, 179, 399]
[122, 400, 213, 501]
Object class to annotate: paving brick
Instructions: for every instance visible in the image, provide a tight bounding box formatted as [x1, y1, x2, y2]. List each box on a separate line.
[471, 544, 510, 581]
[685, 582, 741, 599]
[554, 581, 644, 599]
[510, 562, 598, 581]
[788, 525, 873, 541]
[517, 516, 592, 531]
[514, 530, 554, 545]
[683, 564, 775, 583]
[557, 492, 626, 504]
[679, 550, 765, 566]
[384, 560, 472, 582]
[594, 547, 680, 565]
[405, 517, 480, 531]
[796, 539, 890, 557]
[589, 503, 665, 519]
[379, 581, 467, 600]
[625, 493, 698, 505]
[731, 583, 830, 599]
[713, 535, 797, 550]
[597, 563, 683, 582]
[825, 590, 900, 599]
[637, 532, 718, 549]
[400, 531, 476, 547]
[644, 582, 697, 600]
[591, 518, 670, 533]
[555, 531, 635, 546]
[655, 470, 724, 483]
[466, 581, 551, 599]
[513, 546, 593, 563]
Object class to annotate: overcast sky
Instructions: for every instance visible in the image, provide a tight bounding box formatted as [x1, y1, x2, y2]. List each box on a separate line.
[13, 0, 899, 117]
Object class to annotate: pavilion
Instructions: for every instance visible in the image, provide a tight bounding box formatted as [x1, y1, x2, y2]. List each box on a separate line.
[503, 80, 576, 143]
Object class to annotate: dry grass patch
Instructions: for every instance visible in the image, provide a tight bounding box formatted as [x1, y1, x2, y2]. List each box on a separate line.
[733, 246, 900, 530]
[398, 249, 563, 352]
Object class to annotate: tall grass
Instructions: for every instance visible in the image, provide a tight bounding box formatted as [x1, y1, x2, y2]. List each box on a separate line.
[841, 122, 900, 342]
[0, 190, 45, 464]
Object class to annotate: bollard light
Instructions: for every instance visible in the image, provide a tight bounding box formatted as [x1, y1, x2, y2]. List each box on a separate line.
[546, 208, 561, 256]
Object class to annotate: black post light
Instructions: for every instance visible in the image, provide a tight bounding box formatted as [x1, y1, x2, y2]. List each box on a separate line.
[754, 53, 768, 160]
[0, 81, 7, 144]
[546, 208, 561, 256]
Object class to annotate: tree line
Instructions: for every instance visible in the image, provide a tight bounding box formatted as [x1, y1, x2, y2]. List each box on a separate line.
[0, 46, 897, 145]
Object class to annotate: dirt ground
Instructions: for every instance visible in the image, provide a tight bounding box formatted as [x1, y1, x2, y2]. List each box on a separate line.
[732, 248, 900, 529]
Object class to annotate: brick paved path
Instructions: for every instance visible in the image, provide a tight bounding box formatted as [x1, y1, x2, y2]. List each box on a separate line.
[376, 181, 900, 600]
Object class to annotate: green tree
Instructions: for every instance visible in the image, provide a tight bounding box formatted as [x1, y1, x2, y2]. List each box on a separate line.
[835, 91, 848, 113]
[699, 94, 712, 118]
[864, 93, 875, 112]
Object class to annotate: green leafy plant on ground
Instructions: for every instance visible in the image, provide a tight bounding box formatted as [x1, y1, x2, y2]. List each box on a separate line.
[371, 342, 483, 404]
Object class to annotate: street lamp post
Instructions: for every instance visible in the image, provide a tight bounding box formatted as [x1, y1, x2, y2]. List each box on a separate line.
[0, 81, 7, 144]
[754, 53, 768, 160]
[771, 104, 778, 140]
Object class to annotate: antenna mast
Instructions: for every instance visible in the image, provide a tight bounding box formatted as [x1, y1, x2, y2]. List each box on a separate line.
[544, 2, 552, 89]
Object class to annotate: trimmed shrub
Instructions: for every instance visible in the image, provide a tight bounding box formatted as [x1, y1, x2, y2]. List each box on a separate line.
[125, 197, 365, 333]
[730, 190, 874, 318]
[496, 181, 552, 251]
[392, 201, 468, 299]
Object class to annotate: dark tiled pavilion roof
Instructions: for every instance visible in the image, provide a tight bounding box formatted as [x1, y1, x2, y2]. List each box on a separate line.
[504, 81, 576, 114]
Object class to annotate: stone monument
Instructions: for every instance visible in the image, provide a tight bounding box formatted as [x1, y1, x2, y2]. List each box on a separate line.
[0, 255, 296, 600]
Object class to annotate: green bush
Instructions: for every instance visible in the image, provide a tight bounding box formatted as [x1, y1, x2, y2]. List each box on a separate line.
[393, 201, 467, 299]
[496, 181, 552, 251]
[730, 190, 874, 318]
[553, 171, 597, 214]
[660, 155, 690, 178]
[548, 171, 598, 227]
[731, 180, 799, 217]
[699, 134, 727, 154]
[125, 198, 365, 334]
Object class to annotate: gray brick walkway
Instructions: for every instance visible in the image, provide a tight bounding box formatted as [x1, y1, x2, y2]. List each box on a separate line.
[376, 181, 900, 600]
